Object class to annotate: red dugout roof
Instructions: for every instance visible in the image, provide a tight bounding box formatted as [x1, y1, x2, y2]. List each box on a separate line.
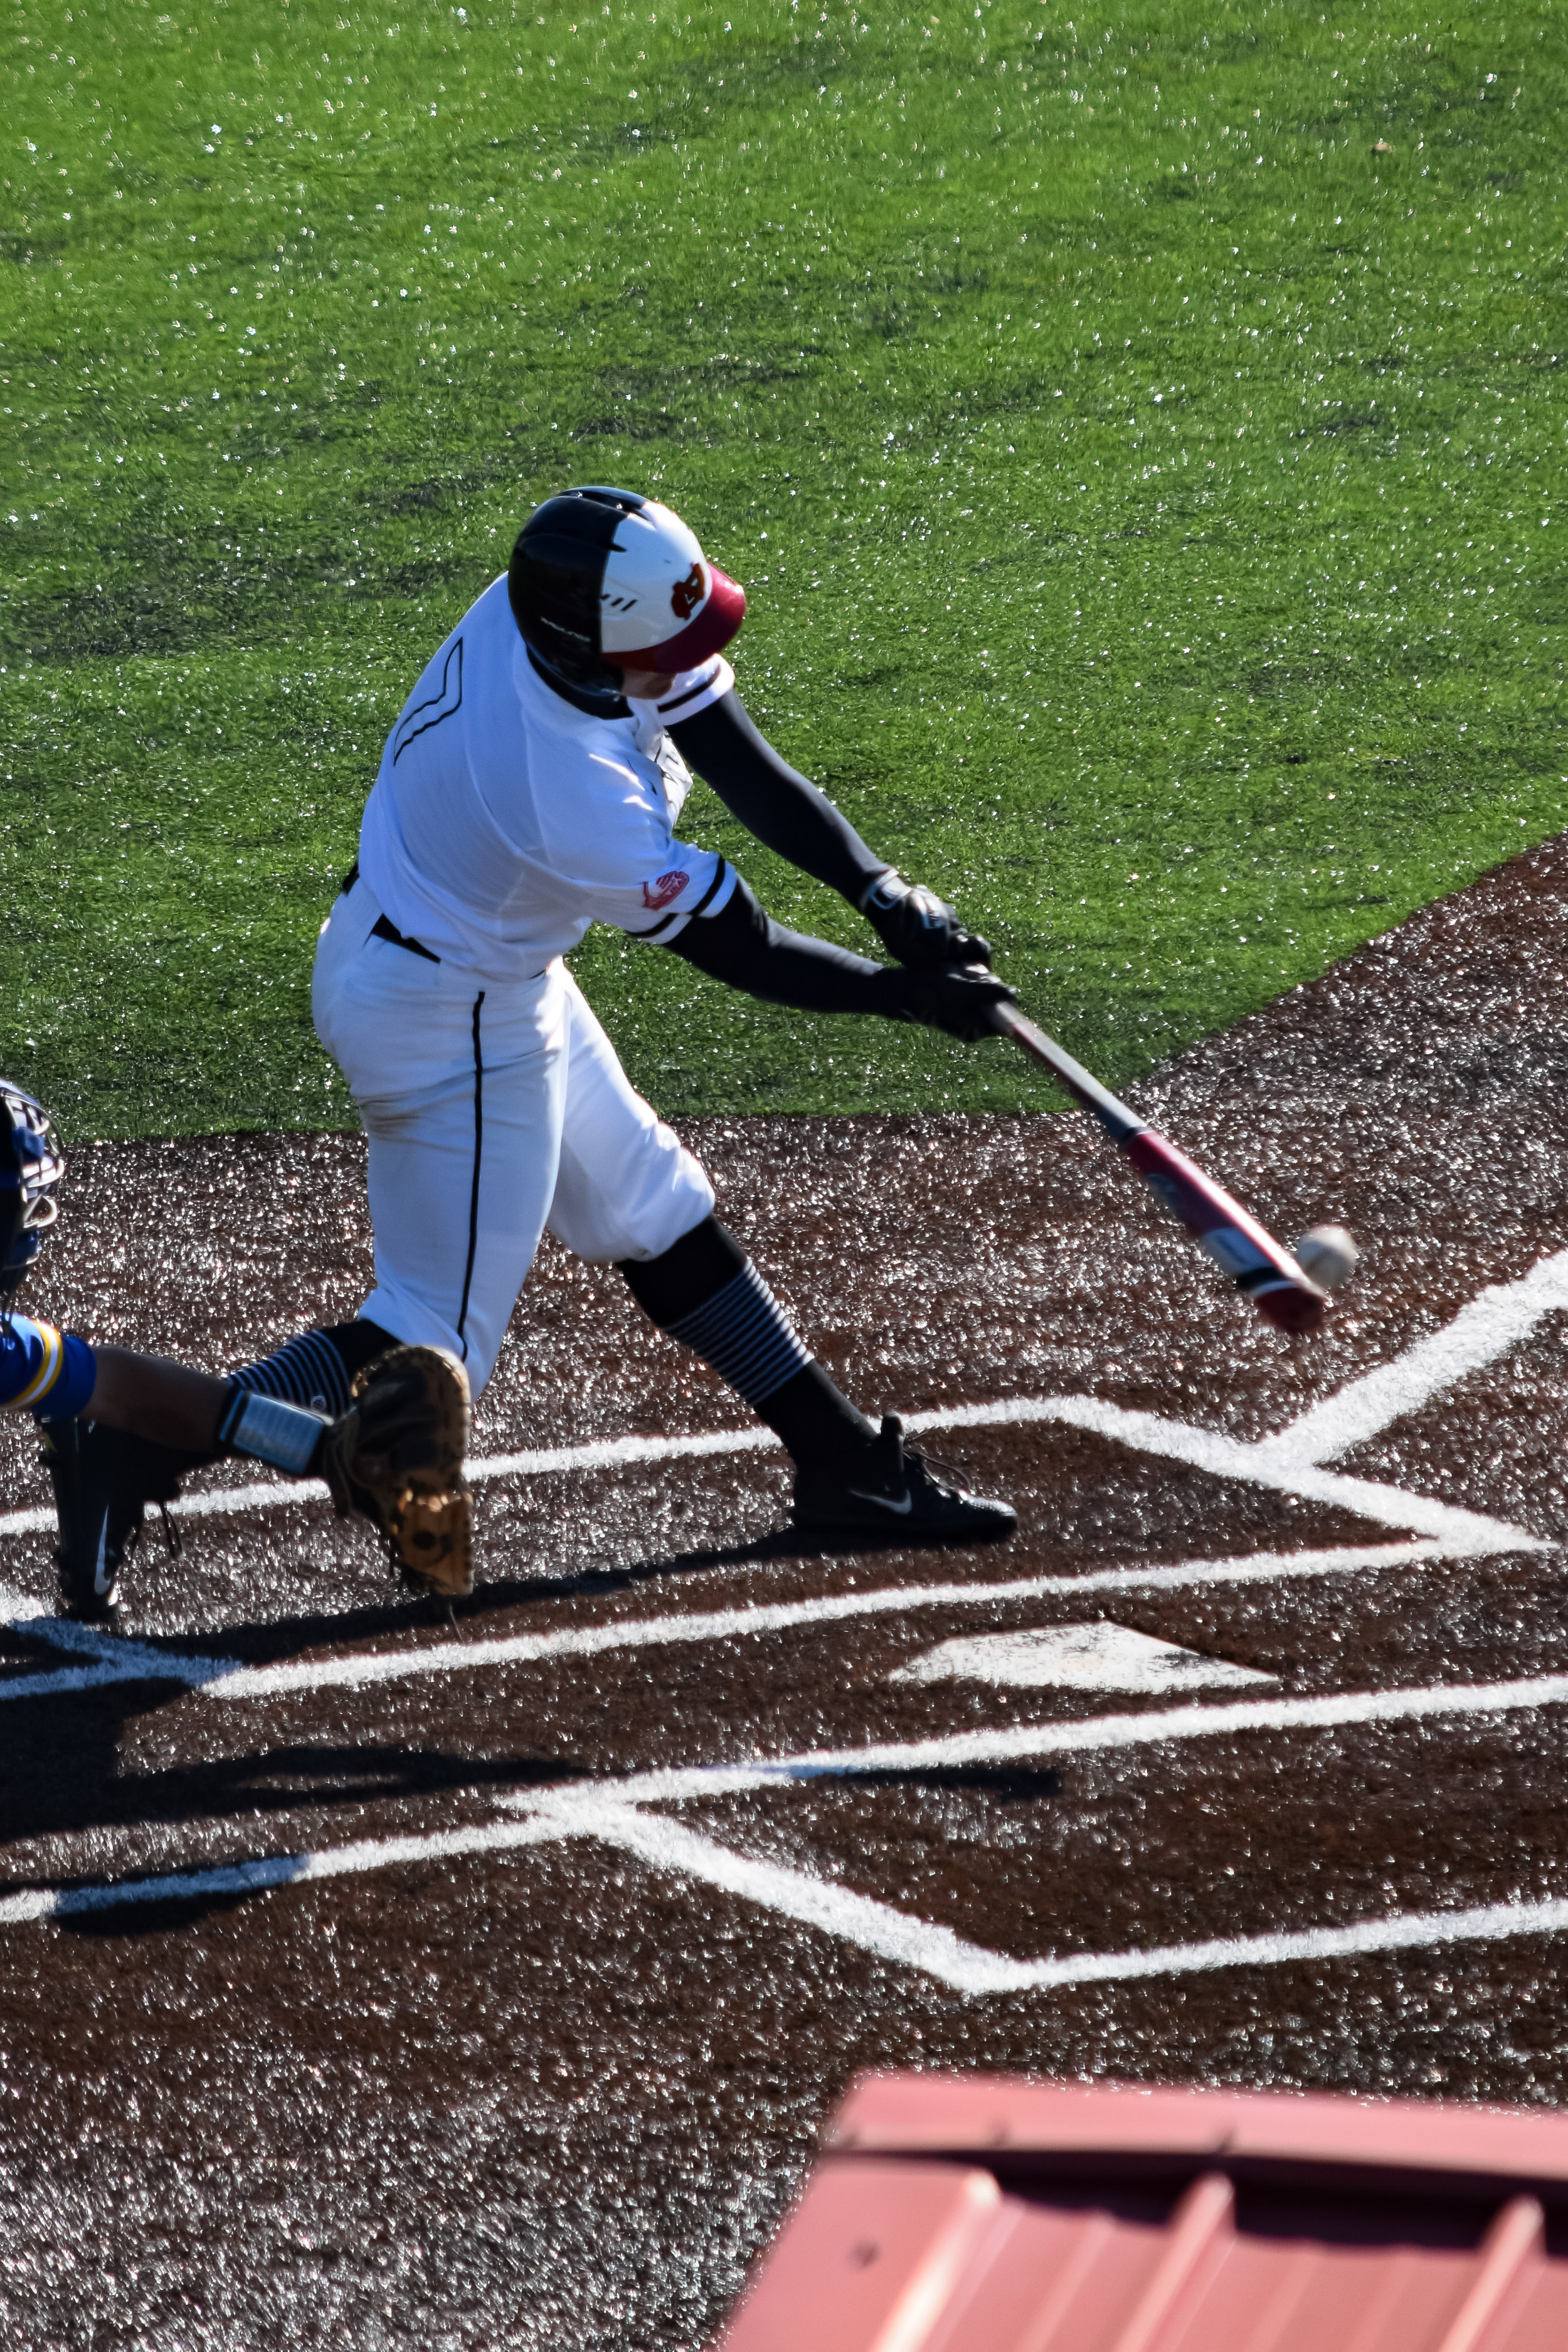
[718, 2074, 1568, 2350]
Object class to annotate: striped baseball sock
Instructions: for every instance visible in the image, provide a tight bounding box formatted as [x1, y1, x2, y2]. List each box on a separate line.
[620, 1218, 876, 1475]
[662, 1261, 812, 1406]
[225, 1318, 397, 1420]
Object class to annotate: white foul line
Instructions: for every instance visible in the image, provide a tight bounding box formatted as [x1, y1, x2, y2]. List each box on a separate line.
[12, 1637, 1568, 1989]
[0, 1542, 1438, 1706]
[1008, 1892, 1568, 1996]
[0, 1612, 219, 1701]
[568, 1804, 1568, 1998]
[1255, 1247, 1568, 1471]
[0, 1810, 566, 1928]
[13, 1614, 1568, 1784]
[478, 1665, 1568, 1816]
[0, 1391, 1539, 1556]
[0, 1434, 778, 1541]
[0, 1476, 326, 1542]
[571, 1796, 1018, 1989]
[198, 1541, 1435, 1703]
[970, 1396, 1539, 1555]
[743, 1667, 1568, 1784]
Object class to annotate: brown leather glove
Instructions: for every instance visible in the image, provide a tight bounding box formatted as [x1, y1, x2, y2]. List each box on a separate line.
[320, 1343, 473, 1597]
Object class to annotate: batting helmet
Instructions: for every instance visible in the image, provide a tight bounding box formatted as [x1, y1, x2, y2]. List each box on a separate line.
[509, 485, 746, 697]
[0, 1081, 63, 1296]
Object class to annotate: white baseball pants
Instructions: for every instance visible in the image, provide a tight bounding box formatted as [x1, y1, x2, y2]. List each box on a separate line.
[312, 886, 714, 1396]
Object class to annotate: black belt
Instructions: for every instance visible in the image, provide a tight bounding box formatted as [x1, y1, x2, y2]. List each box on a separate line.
[339, 862, 440, 963]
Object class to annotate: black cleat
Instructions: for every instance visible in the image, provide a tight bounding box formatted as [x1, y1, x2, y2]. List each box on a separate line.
[39, 1424, 194, 1621]
[792, 1413, 1017, 1542]
[40, 1420, 127, 1621]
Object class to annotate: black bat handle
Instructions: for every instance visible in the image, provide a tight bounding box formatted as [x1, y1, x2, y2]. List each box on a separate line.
[988, 1004, 1145, 1147]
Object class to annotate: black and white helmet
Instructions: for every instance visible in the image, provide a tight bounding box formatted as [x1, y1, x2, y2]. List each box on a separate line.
[508, 485, 746, 696]
[0, 1081, 63, 1296]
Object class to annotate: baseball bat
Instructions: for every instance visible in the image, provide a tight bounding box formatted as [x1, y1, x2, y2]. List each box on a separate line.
[989, 1003, 1327, 1335]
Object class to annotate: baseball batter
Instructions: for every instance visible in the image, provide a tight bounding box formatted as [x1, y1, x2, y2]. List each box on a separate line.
[56, 487, 1019, 1609]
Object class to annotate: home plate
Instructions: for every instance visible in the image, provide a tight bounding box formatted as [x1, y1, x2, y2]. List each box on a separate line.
[890, 1619, 1279, 1695]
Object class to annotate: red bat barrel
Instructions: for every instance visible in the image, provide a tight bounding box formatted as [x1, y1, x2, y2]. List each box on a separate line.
[1125, 1129, 1328, 1333]
[988, 1004, 1328, 1335]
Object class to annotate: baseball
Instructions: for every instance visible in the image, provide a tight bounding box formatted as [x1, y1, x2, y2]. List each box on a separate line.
[1295, 1224, 1360, 1291]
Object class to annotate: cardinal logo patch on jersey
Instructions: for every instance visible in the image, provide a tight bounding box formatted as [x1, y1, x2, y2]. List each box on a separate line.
[669, 562, 706, 620]
[641, 869, 690, 913]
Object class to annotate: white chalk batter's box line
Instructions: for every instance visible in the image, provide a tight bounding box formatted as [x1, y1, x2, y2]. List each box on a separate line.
[2, 1238, 1565, 1558]
[2, 1250, 1567, 1998]
[13, 1604, 1568, 1990]
[0, 1540, 1467, 1705]
[0, 1241, 1558, 1706]
[12, 1673, 1568, 1997]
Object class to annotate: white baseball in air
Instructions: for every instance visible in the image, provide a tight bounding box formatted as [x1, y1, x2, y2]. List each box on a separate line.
[1295, 1224, 1360, 1291]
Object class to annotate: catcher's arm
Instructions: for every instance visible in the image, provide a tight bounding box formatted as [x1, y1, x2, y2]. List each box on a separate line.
[0, 1315, 230, 1447]
[1, 1312, 98, 1421]
[82, 1347, 230, 1449]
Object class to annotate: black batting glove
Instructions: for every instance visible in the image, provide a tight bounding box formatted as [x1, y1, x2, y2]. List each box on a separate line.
[880, 962, 1018, 1044]
[859, 869, 993, 970]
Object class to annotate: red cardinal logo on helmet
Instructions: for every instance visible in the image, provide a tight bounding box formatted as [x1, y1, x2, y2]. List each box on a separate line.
[669, 561, 706, 620]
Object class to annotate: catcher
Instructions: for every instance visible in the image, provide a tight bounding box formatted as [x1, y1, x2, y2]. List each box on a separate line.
[2, 1081, 472, 1620]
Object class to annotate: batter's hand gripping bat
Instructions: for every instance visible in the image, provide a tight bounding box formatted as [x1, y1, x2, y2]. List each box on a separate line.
[989, 1003, 1327, 1335]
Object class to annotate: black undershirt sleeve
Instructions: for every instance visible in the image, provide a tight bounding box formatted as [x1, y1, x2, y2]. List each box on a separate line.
[667, 872, 903, 1018]
[668, 692, 888, 908]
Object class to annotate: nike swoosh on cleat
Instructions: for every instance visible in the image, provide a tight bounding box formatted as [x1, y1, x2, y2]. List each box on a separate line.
[93, 1525, 114, 1598]
[845, 1486, 913, 1517]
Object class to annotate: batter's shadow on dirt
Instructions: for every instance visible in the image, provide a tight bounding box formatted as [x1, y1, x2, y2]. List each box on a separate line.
[111, 1524, 978, 1670]
[465, 1522, 1009, 1613]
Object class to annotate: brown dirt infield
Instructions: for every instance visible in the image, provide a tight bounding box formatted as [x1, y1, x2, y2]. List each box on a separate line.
[1, 840, 1567, 2348]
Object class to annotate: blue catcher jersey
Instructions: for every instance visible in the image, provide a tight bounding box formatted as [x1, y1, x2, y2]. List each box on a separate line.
[0, 1313, 95, 1421]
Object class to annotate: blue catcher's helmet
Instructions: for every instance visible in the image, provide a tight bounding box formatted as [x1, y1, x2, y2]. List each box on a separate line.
[0, 1081, 64, 1296]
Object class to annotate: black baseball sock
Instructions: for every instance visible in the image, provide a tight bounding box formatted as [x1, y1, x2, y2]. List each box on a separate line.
[745, 1359, 882, 1482]
[619, 1218, 877, 1480]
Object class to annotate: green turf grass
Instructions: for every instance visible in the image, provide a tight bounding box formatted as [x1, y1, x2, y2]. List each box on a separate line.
[2, 0, 1564, 1137]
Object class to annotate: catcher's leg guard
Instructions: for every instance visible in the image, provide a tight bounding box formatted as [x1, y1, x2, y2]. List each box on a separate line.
[319, 1344, 472, 1598]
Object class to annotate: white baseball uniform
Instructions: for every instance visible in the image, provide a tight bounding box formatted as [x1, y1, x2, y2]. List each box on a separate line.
[314, 575, 738, 1394]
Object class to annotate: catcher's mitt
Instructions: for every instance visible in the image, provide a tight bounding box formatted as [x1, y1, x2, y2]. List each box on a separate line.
[320, 1344, 473, 1597]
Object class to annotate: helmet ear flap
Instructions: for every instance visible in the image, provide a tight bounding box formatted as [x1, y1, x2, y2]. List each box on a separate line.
[0, 1082, 64, 1298]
